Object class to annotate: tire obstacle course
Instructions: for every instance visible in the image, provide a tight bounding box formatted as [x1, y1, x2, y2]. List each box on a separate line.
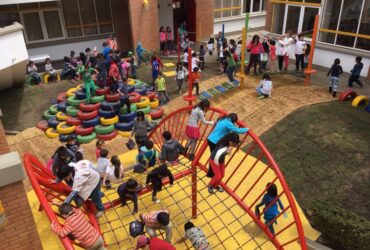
[338, 89, 370, 112]
[36, 79, 164, 143]
[26, 106, 312, 249]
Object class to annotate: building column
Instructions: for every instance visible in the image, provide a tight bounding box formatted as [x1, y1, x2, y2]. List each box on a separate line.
[196, 0, 214, 41]
[265, 0, 273, 32]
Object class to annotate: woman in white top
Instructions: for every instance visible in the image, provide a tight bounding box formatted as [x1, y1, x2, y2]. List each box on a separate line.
[185, 99, 215, 160]
[256, 73, 273, 99]
[45, 58, 57, 82]
[175, 62, 188, 94]
[294, 34, 306, 71]
[278, 32, 295, 71]
[103, 155, 124, 188]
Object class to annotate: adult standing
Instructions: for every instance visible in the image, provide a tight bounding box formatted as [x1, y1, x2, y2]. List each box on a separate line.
[245, 35, 264, 75]
[279, 32, 295, 72]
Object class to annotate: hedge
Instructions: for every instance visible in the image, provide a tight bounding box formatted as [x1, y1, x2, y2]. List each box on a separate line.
[310, 200, 370, 250]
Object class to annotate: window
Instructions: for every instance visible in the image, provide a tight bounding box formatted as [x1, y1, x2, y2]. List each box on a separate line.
[243, 0, 266, 13]
[319, 0, 369, 51]
[214, 0, 242, 18]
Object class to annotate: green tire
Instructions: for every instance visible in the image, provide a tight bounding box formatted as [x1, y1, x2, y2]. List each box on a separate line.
[77, 132, 96, 144]
[43, 110, 55, 120]
[90, 95, 105, 104]
[119, 104, 137, 114]
[137, 105, 151, 115]
[66, 106, 79, 117]
[134, 80, 143, 87]
[49, 104, 58, 115]
[94, 124, 115, 135]
[67, 96, 84, 106]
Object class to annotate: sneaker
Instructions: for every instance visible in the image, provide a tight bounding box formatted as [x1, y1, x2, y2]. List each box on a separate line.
[329, 87, 332, 93]
[99, 191, 105, 198]
[152, 197, 160, 203]
[131, 209, 138, 215]
[332, 91, 336, 98]
[179, 90, 182, 95]
[257, 95, 265, 100]
[208, 186, 214, 194]
[216, 186, 224, 192]
[189, 153, 194, 161]
[95, 211, 103, 218]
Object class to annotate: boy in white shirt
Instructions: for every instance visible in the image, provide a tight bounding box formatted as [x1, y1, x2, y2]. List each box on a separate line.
[294, 34, 306, 71]
[96, 149, 110, 178]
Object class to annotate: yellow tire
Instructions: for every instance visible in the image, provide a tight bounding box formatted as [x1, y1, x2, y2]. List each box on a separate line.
[352, 95, 369, 107]
[45, 128, 59, 139]
[117, 130, 131, 137]
[43, 73, 61, 83]
[145, 114, 152, 122]
[56, 111, 68, 121]
[56, 122, 76, 135]
[136, 97, 150, 109]
[128, 79, 135, 85]
[66, 87, 77, 97]
[150, 98, 160, 109]
[76, 84, 83, 90]
[100, 115, 119, 125]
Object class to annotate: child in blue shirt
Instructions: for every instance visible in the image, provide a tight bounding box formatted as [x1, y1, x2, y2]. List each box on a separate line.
[348, 56, 363, 88]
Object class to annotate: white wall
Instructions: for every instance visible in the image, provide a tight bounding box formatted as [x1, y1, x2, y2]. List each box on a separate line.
[158, 0, 174, 36]
[214, 13, 266, 34]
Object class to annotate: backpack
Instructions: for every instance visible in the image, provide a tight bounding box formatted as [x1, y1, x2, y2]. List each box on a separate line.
[129, 220, 144, 237]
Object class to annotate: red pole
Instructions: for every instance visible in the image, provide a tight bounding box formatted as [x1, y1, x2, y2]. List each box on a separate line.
[304, 14, 319, 86]
[183, 48, 196, 106]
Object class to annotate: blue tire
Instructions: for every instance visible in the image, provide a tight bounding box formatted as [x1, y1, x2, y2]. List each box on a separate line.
[145, 85, 155, 92]
[82, 116, 100, 127]
[115, 121, 134, 131]
[119, 112, 137, 123]
[366, 104, 370, 113]
[101, 100, 122, 111]
[75, 90, 86, 100]
[135, 87, 147, 96]
[98, 109, 117, 118]
[59, 133, 76, 143]
[48, 117, 60, 129]
[128, 85, 135, 93]
[57, 101, 67, 112]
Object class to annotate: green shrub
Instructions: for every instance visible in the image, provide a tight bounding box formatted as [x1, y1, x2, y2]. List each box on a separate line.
[310, 200, 370, 250]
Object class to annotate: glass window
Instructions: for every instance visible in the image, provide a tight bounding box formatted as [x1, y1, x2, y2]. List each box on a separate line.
[23, 12, 44, 41]
[223, 0, 232, 18]
[232, 0, 242, 15]
[78, 0, 98, 35]
[43, 10, 63, 39]
[356, 1, 370, 50]
[214, 0, 222, 18]
[243, 0, 251, 12]
[62, 0, 83, 37]
[272, 3, 285, 34]
[214, 0, 242, 18]
[285, 6, 300, 34]
[253, 0, 261, 12]
[302, 7, 319, 35]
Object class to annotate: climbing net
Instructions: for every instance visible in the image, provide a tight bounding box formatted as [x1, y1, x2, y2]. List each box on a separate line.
[23, 106, 307, 250]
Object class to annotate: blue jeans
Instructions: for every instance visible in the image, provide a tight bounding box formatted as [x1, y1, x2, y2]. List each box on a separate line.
[256, 87, 265, 96]
[227, 65, 236, 82]
[89, 182, 104, 211]
[98, 72, 107, 88]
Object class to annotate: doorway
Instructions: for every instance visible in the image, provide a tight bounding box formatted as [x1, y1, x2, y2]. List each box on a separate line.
[173, 0, 196, 42]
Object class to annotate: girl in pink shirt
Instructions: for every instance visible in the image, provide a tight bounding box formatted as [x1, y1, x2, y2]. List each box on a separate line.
[245, 35, 265, 75]
[159, 26, 167, 54]
[267, 39, 277, 73]
[166, 26, 174, 53]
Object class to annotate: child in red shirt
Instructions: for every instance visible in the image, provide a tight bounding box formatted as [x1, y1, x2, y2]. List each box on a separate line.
[190, 67, 201, 95]
[135, 235, 175, 250]
[108, 58, 121, 93]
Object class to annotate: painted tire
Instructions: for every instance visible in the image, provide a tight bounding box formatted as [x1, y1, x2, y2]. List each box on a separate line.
[57, 92, 68, 103]
[135, 87, 147, 96]
[68, 96, 85, 106]
[119, 112, 137, 123]
[134, 80, 143, 87]
[66, 106, 79, 117]
[57, 122, 76, 135]
[36, 120, 49, 131]
[90, 95, 105, 103]
[76, 84, 83, 90]
[145, 114, 152, 123]
[148, 107, 164, 119]
[66, 116, 82, 126]
[57, 102, 67, 112]
[44, 110, 56, 120]
[48, 117, 60, 128]
[105, 93, 120, 102]
[145, 84, 155, 92]
[79, 102, 101, 112]
[56, 111, 68, 121]
[82, 116, 100, 128]
[75, 90, 86, 100]
[99, 109, 117, 118]
[149, 98, 160, 109]
[95, 124, 115, 134]
[66, 88, 77, 97]
[77, 132, 96, 144]
[137, 105, 151, 115]
[45, 128, 59, 139]
[147, 92, 158, 101]
[128, 79, 135, 85]
[100, 115, 119, 125]
[101, 100, 122, 111]
[49, 104, 58, 115]
[128, 85, 135, 93]
[96, 130, 118, 141]
[119, 104, 137, 114]
[77, 110, 98, 120]
[115, 121, 134, 131]
[128, 92, 141, 103]
[59, 133, 75, 143]
[75, 125, 94, 135]
[96, 87, 110, 96]
[43, 73, 60, 83]
[136, 97, 150, 109]
[118, 130, 131, 138]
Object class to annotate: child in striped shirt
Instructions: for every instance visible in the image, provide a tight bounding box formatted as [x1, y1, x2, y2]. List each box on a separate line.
[51, 203, 105, 250]
[140, 209, 172, 243]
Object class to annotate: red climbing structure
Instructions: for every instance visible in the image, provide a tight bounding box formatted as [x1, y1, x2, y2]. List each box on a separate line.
[24, 106, 307, 250]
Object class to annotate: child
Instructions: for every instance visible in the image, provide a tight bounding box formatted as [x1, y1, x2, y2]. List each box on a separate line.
[78, 63, 99, 103]
[146, 164, 174, 203]
[51, 204, 105, 250]
[27, 61, 41, 84]
[183, 48, 189, 67]
[160, 131, 185, 165]
[95, 140, 105, 160]
[117, 178, 142, 215]
[261, 38, 270, 72]
[140, 209, 172, 242]
[118, 77, 132, 113]
[198, 45, 206, 70]
[303, 43, 310, 68]
[208, 132, 240, 194]
[45, 58, 57, 82]
[151, 55, 160, 85]
[266, 39, 277, 73]
[191, 52, 199, 72]
[136, 235, 175, 249]
[159, 26, 167, 54]
[166, 26, 174, 53]
[256, 73, 273, 99]
[61, 57, 77, 82]
[246, 35, 264, 75]
[177, 221, 210, 250]
[190, 67, 201, 96]
[155, 72, 170, 105]
[102, 155, 124, 188]
[51, 146, 76, 177]
[327, 58, 343, 97]
[207, 36, 215, 56]
[255, 183, 286, 235]
[69, 50, 77, 67]
[348, 56, 364, 88]
[279, 32, 295, 72]
[57, 160, 104, 218]
[131, 111, 155, 150]
[96, 54, 107, 88]
[175, 62, 188, 94]
[97, 149, 110, 179]
[294, 34, 306, 71]
[185, 99, 214, 160]
[66, 135, 81, 156]
[109, 58, 120, 93]
[128, 51, 137, 79]
[226, 51, 236, 83]
[137, 140, 158, 171]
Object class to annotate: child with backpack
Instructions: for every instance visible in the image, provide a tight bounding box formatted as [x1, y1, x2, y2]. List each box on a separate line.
[131, 111, 155, 150]
[146, 164, 174, 203]
[177, 221, 210, 250]
[160, 131, 185, 165]
[327, 58, 343, 98]
[140, 209, 172, 242]
[117, 178, 142, 215]
[134, 140, 158, 173]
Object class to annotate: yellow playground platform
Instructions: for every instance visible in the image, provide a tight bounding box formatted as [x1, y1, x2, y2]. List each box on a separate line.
[27, 149, 320, 250]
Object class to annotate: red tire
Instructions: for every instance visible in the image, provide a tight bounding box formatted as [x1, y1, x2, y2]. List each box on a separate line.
[339, 90, 357, 102]
[36, 120, 49, 131]
[128, 92, 141, 103]
[57, 92, 67, 103]
[75, 125, 94, 135]
[96, 87, 110, 96]
[96, 130, 118, 141]
[77, 110, 98, 120]
[105, 93, 120, 102]
[147, 92, 158, 101]
[148, 107, 164, 119]
[66, 116, 82, 126]
[79, 102, 101, 112]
